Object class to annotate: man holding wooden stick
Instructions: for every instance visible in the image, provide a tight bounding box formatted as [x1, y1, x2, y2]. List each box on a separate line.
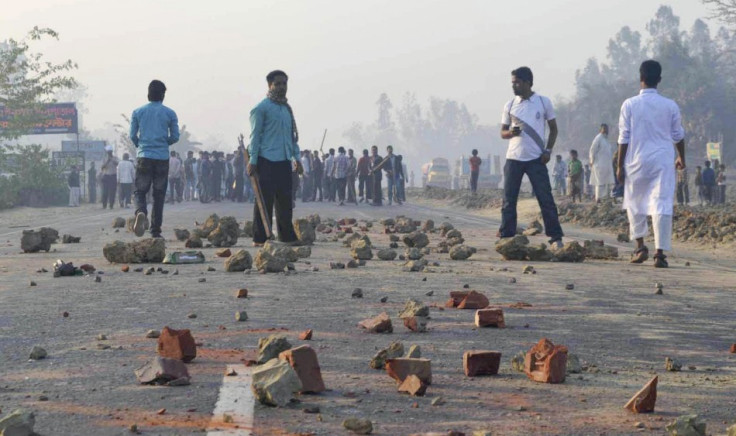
[246, 70, 300, 246]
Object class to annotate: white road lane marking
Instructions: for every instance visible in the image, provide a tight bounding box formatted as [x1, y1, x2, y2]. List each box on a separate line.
[207, 364, 255, 436]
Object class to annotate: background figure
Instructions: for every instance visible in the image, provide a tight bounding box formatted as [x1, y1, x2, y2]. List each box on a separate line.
[311, 150, 323, 201]
[347, 148, 357, 204]
[384, 145, 402, 205]
[676, 166, 689, 205]
[370, 145, 383, 206]
[357, 148, 371, 202]
[702, 161, 715, 204]
[184, 151, 197, 201]
[117, 152, 135, 207]
[300, 149, 312, 202]
[234, 146, 245, 202]
[100, 146, 119, 209]
[68, 165, 80, 207]
[583, 164, 592, 198]
[324, 148, 335, 201]
[469, 149, 481, 193]
[694, 166, 704, 206]
[87, 162, 97, 204]
[589, 123, 615, 202]
[552, 155, 567, 196]
[333, 146, 348, 205]
[168, 150, 183, 203]
[568, 150, 583, 202]
[717, 164, 727, 204]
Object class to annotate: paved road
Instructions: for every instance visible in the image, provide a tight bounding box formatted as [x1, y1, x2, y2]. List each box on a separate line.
[1, 198, 735, 435]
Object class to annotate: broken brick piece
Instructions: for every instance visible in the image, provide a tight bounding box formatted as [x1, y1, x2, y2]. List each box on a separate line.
[236, 288, 248, 298]
[279, 345, 325, 393]
[730, 343, 736, 353]
[386, 358, 432, 385]
[475, 308, 505, 328]
[134, 357, 190, 385]
[299, 329, 313, 340]
[157, 326, 197, 363]
[524, 338, 567, 384]
[624, 376, 658, 413]
[457, 290, 489, 309]
[446, 291, 469, 307]
[403, 316, 428, 332]
[358, 312, 393, 333]
[398, 374, 427, 396]
[463, 351, 502, 377]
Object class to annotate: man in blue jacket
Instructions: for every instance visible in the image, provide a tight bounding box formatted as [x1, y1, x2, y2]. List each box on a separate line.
[247, 70, 300, 246]
[702, 160, 716, 205]
[130, 80, 180, 238]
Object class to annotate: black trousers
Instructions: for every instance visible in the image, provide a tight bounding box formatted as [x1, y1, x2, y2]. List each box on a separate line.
[134, 158, 169, 235]
[119, 183, 133, 206]
[335, 177, 347, 202]
[234, 174, 244, 201]
[88, 182, 96, 203]
[347, 175, 357, 203]
[470, 170, 479, 193]
[372, 174, 383, 205]
[311, 172, 323, 201]
[359, 174, 372, 199]
[101, 175, 117, 208]
[301, 174, 312, 202]
[500, 157, 563, 240]
[253, 158, 297, 244]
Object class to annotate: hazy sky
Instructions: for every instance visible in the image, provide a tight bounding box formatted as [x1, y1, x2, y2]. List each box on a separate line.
[3, 0, 714, 152]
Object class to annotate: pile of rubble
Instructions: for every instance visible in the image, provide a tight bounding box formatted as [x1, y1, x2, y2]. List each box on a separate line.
[409, 186, 504, 209]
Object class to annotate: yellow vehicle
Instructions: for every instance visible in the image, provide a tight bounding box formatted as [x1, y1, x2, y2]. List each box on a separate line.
[424, 158, 452, 189]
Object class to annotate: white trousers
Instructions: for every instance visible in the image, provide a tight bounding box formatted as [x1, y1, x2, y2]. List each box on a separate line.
[595, 184, 610, 201]
[627, 211, 672, 251]
[68, 187, 80, 206]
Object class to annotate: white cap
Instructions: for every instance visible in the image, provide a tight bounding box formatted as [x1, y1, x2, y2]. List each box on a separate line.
[105, 145, 113, 151]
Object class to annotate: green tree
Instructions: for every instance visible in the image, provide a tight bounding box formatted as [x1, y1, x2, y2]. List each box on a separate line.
[0, 27, 78, 140]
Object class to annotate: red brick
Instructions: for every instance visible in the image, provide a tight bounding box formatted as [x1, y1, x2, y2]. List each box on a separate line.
[358, 312, 393, 333]
[446, 291, 469, 307]
[236, 288, 248, 298]
[403, 316, 427, 332]
[475, 308, 505, 328]
[157, 326, 197, 363]
[279, 345, 325, 393]
[386, 358, 432, 385]
[398, 374, 427, 396]
[624, 375, 657, 413]
[463, 351, 501, 377]
[215, 248, 231, 257]
[457, 291, 489, 309]
[524, 338, 567, 383]
[299, 329, 313, 340]
[730, 343, 736, 353]
[121, 265, 130, 272]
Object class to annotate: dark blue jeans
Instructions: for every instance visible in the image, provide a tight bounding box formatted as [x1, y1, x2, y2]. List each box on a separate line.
[500, 157, 564, 240]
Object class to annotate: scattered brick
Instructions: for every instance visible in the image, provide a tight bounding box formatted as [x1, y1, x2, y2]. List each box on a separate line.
[299, 329, 313, 340]
[386, 358, 432, 385]
[475, 308, 505, 328]
[157, 326, 197, 363]
[398, 374, 427, 396]
[236, 289, 248, 298]
[524, 338, 567, 383]
[279, 345, 326, 394]
[358, 312, 393, 333]
[457, 291, 489, 309]
[403, 316, 428, 332]
[624, 376, 658, 413]
[463, 351, 502, 377]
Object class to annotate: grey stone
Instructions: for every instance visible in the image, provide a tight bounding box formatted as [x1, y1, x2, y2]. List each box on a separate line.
[103, 238, 166, 263]
[352, 288, 363, 298]
[185, 235, 203, 248]
[254, 250, 287, 273]
[173, 228, 190, 241]
[403, 259, 428, 272]
[351, 240, 373, 260]
[495, 235, 529, 260]
[0, 409, 35, 436]
[377, 248, 397, 261]
[445, 228, 463, 239]
[342, 418, 373, 435]
[527, 243, 552, 261]
[551, 241, 586, 263]
[511, 351, 525, 372]
[405, 247, 423, 260]
[665, 415, 706, 436]
[145, 329, 160, 338]
[405, 345, 421, 358]
[294, 218, 316, 245]
[61, 234, 81, 243]
[235, 311, 248, 322]
[224, 249, 253, 272]
[403, 231, 429, 248]
[264, 241, 299, 263]
[134, 357, 190, 385]
[200, 213, 220, 235]
[295, 246, 312, 259]
[398, 299, 429, 318]
[29, 346, 47, 360]
[252, 358, 302, 407]
[257, 334, 292, 364]
[665, 357, 682, 372]
[449, 245, 476, 260]
[112, 217, 126, 228]
[370, 341, 404, 369]
[208, 216, 240, 247]
[567, 354, 582, 374]
[20, 227, 58, 253]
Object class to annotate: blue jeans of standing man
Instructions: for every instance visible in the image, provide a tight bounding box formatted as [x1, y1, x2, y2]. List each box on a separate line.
[500, 157, 563, 240]
[387, 174, 402, 204]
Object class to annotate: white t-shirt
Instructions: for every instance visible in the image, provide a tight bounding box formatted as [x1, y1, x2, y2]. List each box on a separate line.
[501, 93, 555, 162]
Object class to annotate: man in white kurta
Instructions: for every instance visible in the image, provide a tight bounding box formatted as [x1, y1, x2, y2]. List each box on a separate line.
[617, 60, 685, 268]
[589, 124, 615, 202]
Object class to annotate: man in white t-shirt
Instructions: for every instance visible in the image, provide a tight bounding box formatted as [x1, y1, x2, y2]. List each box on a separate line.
[499, 66, 564, 248]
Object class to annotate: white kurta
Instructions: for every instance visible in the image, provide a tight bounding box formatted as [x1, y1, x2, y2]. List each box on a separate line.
[589, 133, 614, 186]
[618, 89, 685, 216]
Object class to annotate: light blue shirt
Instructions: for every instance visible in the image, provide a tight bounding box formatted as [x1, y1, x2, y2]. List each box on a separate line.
[248, 98, 300, 165]
[130, 101, 180, 161]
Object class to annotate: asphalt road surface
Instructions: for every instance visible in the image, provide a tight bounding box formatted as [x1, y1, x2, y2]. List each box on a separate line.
[1, 197, 735, 436]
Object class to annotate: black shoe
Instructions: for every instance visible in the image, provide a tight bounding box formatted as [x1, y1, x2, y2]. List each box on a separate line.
[630, 246, 649, 264]
[133, 212, 147, 237]
[151, 233, 163, 239]
[653, 253, 668, 268]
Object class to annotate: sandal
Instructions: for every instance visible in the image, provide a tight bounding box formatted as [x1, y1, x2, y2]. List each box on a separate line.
[653, 253, 668, 268]
[630, 246, 649, 263]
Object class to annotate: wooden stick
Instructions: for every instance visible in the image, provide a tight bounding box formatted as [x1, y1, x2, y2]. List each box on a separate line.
[238, 134, 272, 240]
